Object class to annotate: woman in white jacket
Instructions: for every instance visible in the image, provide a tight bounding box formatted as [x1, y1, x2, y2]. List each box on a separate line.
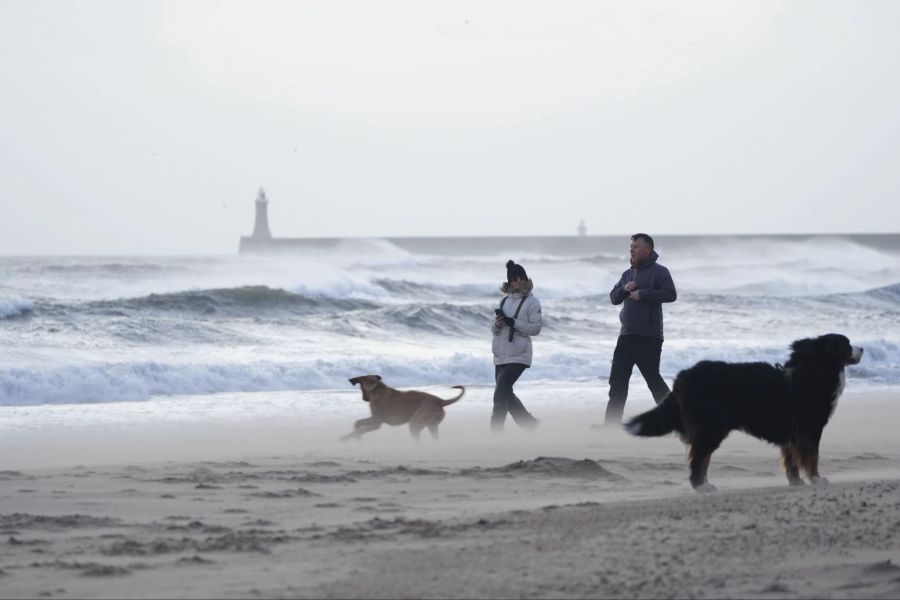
[491, 260, 542, 432]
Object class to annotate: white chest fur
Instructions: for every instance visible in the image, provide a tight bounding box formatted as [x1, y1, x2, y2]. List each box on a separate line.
[830, 370, 846, 417]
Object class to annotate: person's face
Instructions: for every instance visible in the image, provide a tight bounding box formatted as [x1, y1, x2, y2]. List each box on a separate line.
[630, 238, 652, 263]
[510, 275, 527, 289]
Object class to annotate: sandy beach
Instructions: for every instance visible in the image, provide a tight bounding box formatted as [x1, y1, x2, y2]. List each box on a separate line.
[1, 384, 899, 599]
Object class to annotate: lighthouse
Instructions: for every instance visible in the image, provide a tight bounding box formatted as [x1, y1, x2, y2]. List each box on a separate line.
[251, 187, 272, 239]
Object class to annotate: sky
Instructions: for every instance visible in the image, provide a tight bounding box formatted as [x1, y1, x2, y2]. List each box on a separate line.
[1, 0, 899, 255]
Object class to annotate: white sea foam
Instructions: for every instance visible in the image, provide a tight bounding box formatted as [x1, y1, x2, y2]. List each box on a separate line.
[0, 338, 895, 407]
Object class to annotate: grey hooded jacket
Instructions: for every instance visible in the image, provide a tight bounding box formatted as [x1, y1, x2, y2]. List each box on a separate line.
[491, 279, 542, 366]
[609, 251, 677, 340]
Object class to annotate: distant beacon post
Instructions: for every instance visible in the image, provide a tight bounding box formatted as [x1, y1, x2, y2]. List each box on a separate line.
[578, 219, 587, 237]
[252, 188, 272, 239]
[238, 187, 276, 253]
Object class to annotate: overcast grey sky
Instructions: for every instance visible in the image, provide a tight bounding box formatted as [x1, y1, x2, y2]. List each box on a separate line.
[1, 1, 899, 255]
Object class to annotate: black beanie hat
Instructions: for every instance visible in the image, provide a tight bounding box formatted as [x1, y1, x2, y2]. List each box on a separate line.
[506, 260, 527, 282]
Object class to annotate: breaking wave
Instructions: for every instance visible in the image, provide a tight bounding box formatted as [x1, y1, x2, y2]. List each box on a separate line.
[1, 338, 896, 407]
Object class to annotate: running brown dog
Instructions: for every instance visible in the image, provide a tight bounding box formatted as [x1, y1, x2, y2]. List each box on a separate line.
[341, 375, 465, 441]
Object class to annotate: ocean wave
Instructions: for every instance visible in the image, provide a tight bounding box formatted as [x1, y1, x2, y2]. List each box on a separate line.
[2, 339, 896, 407]
[367, 304, 490, 335]
[42, 262, 172, 275]
[0, 356, 495, 406]
[671, 238, 900, 296]
[69, 286, 380, 318]
[18, 283, 898, 348]
[858, 281, 900, 302]
[778, 280, 900, 310]
[300, 275, 612, 303]
[0, 300, 33, 320]
[504, 252, 624, 265]
[297, 304, 495, 339]
[592, 279, 900, 311]
[371, 279, 498, 299]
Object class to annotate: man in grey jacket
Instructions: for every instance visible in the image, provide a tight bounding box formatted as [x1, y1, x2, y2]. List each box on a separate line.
[604, 233, 677, 425]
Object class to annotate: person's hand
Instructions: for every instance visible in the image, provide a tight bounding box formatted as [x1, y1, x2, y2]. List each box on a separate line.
[628, 290, 641, 301]
[504, 317, 515, 327]
[494, 316, 505, 327]
[624, 281, 638, 292]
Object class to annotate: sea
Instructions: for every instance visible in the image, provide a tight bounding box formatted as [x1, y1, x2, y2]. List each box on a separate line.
[1, 234, 898, 420]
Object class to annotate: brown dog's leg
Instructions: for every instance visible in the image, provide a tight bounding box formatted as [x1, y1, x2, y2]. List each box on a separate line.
[408, 423, 424, 441]
[407, 405, 437, 442]
[781, 445, 804, 486]
[427, 412, 445, 441]
[340, 417, 382, 441]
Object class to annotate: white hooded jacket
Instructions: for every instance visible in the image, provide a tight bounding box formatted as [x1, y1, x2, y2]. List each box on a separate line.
[491, 279, 542, 366]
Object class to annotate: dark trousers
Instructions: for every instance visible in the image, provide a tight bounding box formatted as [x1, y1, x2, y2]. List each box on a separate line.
[492, 363, 538, 430]
[605, 335, 670, 424]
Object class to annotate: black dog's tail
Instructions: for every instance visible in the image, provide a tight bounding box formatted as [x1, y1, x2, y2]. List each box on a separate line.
[441, 385, 465, 406]
[624, 392, 681, 437]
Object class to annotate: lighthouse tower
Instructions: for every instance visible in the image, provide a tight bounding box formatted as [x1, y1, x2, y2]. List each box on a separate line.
[252, 187, 272, 239]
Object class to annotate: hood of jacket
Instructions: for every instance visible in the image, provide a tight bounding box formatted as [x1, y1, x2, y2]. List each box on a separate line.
[500, 278, 534, 296]
[632, 250, 660, 270]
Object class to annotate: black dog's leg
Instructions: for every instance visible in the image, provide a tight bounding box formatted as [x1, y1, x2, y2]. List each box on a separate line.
[689, 436, 724, 492]
[781, 445, 804, 485]
[797, 432, 827, 485]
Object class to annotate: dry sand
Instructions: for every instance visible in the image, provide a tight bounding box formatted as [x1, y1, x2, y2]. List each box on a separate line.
[1, 386, 899, 599]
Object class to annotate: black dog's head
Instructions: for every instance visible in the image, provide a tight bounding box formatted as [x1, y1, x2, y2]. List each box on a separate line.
[790, 334, 863, 366]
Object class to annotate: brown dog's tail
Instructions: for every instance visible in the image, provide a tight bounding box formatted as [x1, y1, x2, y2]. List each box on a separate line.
[442, 385, 465, 406]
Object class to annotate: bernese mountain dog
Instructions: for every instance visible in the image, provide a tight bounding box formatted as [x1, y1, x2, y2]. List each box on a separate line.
[625, 334, 864, 492]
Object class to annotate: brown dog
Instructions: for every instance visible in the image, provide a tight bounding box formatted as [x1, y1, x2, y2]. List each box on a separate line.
[341, 375, 465, 441]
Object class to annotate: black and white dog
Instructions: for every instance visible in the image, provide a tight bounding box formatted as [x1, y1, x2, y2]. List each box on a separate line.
[626, 334, 864, 492]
